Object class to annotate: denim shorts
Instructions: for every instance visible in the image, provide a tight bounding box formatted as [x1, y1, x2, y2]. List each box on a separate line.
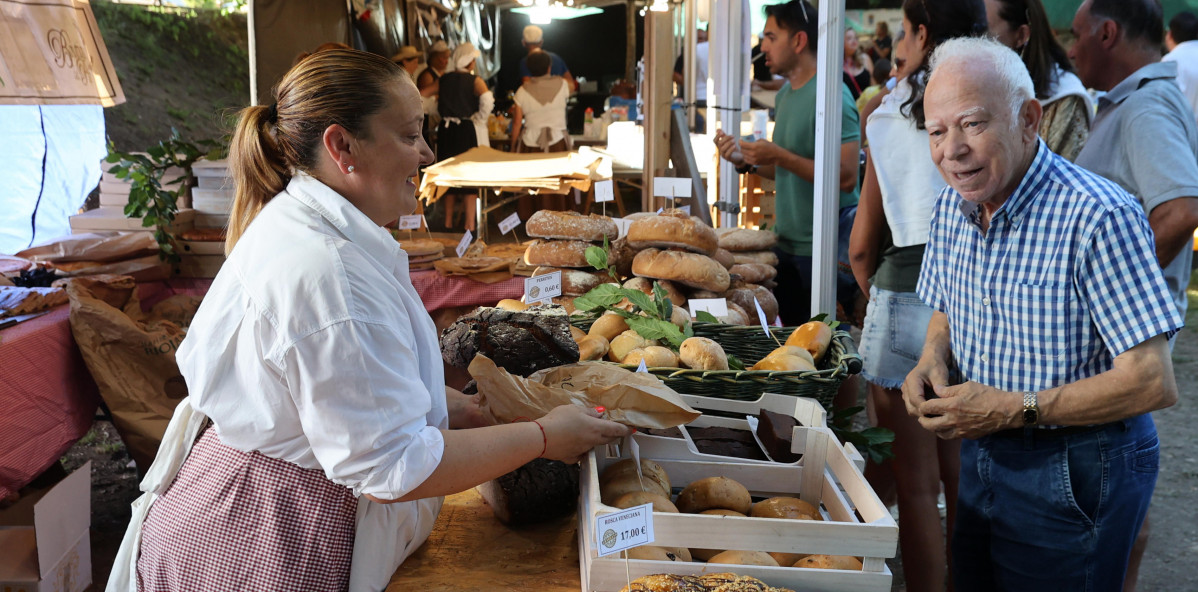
[858, 286, 933, 389]
[954, 414, 1159, 591]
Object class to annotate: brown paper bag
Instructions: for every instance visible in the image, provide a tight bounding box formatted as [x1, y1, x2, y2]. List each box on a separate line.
[64, 275, 201, 472]
[468, 355, 700, 429]
[17, 232, 158, 263]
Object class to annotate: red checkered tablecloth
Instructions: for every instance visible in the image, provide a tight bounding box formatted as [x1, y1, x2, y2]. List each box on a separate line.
[0, 305, 100, 500]
[409, 270, 524, 311]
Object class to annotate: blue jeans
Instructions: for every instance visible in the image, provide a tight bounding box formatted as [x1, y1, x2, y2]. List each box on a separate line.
[773, 205, 859, 326]
[859, 286, 933, 389]
[954, 414, 1160, 591]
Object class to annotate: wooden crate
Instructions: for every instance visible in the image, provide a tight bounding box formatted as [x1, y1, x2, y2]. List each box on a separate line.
[578, 427, 895, 592]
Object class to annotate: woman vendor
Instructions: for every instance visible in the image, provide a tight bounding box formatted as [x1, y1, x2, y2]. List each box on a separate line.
[108, 48, 631, 592]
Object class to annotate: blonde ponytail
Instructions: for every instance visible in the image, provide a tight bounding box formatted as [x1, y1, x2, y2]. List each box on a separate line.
[225, 104, 289, 254]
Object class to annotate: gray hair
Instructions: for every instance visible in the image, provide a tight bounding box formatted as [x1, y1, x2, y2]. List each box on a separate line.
[929, 36, 1035, 126]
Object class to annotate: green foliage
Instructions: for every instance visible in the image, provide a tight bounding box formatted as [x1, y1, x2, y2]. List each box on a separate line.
[696, 310, 720, 324]
[828, 405, 895, 464]
[726, 354, 745, 371]
[585, 236, 620, 283]
[105, 130, 227, 263]
[573, 280, 692, 350]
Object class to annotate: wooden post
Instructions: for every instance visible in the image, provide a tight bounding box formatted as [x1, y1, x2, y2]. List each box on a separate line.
[642, 10, 674, 212]
[626, 1, 637, 85]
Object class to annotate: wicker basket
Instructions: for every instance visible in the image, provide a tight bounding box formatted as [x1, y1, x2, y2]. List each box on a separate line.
[571, 318, 862, 408]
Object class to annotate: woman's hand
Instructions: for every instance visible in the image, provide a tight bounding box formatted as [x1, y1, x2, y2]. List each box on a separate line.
[537, 405, 633, 464]
[446, 387, 492, 429]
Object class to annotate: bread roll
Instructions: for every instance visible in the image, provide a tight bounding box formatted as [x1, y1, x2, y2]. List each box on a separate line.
[718, 227, 778, 251]
[731, 250, 779, 266]
[713, 248, 736, 270]
[793, 554, 863, 570]
[752, 354, 816, 372]
[609, 330, 652, 362]
[675, 476, 752, 514]
[669, 306, 690, 329]
[750, 497, 821, 520]
[632, 248, 730, 293]
[525, 210, 617, 241]
[577, 335, 610, 361]
[533, 266, 609, 296]
[719, 301, 751, 326]
[622, 276, 686, 307]
[589, 312, 630, 342]
[751, 285, 779, 325]
[690, 547, 726, 562]
[570, 326, 587, 342]
[679, 337, 728, 371]
[600, 458, 671, 493]
[764, 345, 816, 367]
[600, 461, 672, 505]
[725, 287, 770, 326]
[623, 346, 680, 368]
[706, 550, 779, 567]
[627, 210, 718, 255]
[785, 321, 833, 363]
[496, 299, 529, 312]
[611, 491, 679, 513]
[524, 240, 593, 268]
[770, 551, 809, 567]
[699, 509, 747, 517]
[728, 263, 777, 284]
[623, 546, 690, 562]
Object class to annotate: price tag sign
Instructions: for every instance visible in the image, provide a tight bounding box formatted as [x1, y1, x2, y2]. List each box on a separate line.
[499, 212, 521, 235]
[689, 298, 729, 319]
[656, 207, 664, 214]
[612, 217, 632, 239]
[595, 503, 655, 557]
[677, 205, 691, 215]
[398, 215, 422, 230]
[754, 297, 770, 335]
[594, 179, 615, 203]
[635, 358, 648, 373]
[455, 230, 473, 258]
[653, 177, 692, 198]
[524, 270, 562, 304]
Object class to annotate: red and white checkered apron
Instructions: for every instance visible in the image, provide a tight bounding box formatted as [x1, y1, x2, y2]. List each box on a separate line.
[136, 427, 358, 592]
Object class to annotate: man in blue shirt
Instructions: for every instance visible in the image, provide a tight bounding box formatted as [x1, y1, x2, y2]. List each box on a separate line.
[905, 36, 1180, 590]
[519, 25, 577, 92]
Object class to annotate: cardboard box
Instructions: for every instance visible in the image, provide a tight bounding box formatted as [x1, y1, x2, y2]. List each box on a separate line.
[0, 462, 92, 592]
[69, 208, 195, 233]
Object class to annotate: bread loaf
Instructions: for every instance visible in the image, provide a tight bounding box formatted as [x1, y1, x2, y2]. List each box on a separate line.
[439, 305, 578, 376]
[632, 248, 730, 293]
[622, 345, 680, 368]
[589, 312, 630, 342]
[475, 458, 579, 526]
[600, 458, 672, 493]
[627, 210, 719, 255]
[719, 301, 751, 326]
[524, 240, 593, 268]
[396, 238, 443, 257]
[713, 248, 736, 270]
[731, 250, 779, 266]
[675, 476, 752, 514]
[717, 227, 778, 251]
[577, 335, 610, 361]
[526, 210, 617, 241]
[725, 286, 779, 326]
[752, 353, 816, 372]
[706, 550, 779, 567]
[728, 263, 777, 284]
[679, 337, 728, 371]
[622, 546, 690, 562]
[611, 490, 679, 513]
[609, 330, 653, 362]
[622, 276, 686, 307]
[533, 266, 609, 296]
[785, 321, 833, 363]
[750, 497, 821, 520]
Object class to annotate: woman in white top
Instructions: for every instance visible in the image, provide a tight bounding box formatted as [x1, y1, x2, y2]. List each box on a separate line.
[984, 0, 1092, 161]
[108, 48, 630, 592]
[511, 50, 573, 218]
[847, 1, 987, 590]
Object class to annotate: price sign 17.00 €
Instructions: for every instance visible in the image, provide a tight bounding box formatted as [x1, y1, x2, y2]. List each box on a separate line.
[595, 502, 655, 557]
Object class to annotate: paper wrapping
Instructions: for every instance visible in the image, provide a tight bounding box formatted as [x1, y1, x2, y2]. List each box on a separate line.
[468, 355, 700, 429]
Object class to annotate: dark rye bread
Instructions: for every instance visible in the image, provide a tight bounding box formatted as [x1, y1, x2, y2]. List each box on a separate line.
[475, 458, 580, 526]
[687, 426, 768, 461]
[439, 304, 579, 377]
[756, 409, 802, 463]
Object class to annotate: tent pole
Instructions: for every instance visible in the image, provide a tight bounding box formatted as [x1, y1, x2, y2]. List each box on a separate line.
[811, 0, 845, 318]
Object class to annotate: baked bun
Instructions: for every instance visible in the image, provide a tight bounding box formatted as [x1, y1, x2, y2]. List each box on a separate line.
[627, 210, 718, 255]
[526, 210, 617, 241]
[713, 248, 736, 270]
[719, 301, 751, 326]
[675, 476, 752, 514]
[679, 337, 728, 371]
[609, 329, 653, 362]
[577, 334, 610, 361]
[623, 345, 680, 368]
[750, 497, 821, 520]
[785, 321, 833, 363]
[726, 286, 778, 326]
[632, 248, 730, 293]
[622, 276, 686, 307]
[718, 227, 778, 251]
[728, 263, 777, 284]
[588, 312, 630, 342]
[611, 491, 679, 513]
[496, 299, 529, 312]
[793, 554, 863, 570]
[533, 266, 609, 296]
[524, 240, 594, 268]
[752, 353, 816, 372]
[706, 550, 779, 567]
[731, 250, 779, 266]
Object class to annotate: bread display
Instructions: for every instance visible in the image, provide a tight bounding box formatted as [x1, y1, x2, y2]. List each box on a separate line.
[475, 458, 579, 526]
[622, 345, 680, 368]
[713, 248, 736, 270]
[627, 210, 719, 255]
[439, 305, 578, 377]
[533, 266, 609, 296]
[728, 264, 777, 284]
[718, 227, 778, 251]
[678, 337, 728, 371]
[526, 210, 618, 241]
[675, 476, 752, 514]
[632, 248, 730, 293]
[731, 250, 779, 266]
[524, 239, 594, 268]
[785, 321, 833, 363]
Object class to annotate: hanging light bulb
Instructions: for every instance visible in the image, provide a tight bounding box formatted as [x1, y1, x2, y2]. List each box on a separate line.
[648, 0, 669, 12]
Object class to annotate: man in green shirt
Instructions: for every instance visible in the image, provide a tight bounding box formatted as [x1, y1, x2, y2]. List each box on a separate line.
[714, 0, 861, 324]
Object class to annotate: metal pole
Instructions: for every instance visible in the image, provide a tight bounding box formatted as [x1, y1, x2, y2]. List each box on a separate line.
[709, 0, 748, 228]
[811, 0, 844, 318]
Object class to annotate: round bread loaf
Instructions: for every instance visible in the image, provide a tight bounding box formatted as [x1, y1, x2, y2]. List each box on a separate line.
[611, 491, 679, 513]
[623, 345, 680, 368]
[752, 353, 816, 372]
[524, 240, 594, 268]
[706, 550, 779, 567]
[526, 210, 617, 241]
[600, 458, 672, 493]
[719, 301, 751, 326]
[725, 286, 779, 326]
[609, 330, 653, 362]
[397, 239, 444, 257]
[731, 250, 779, 266]
[675, 476, 752, 514]
[713, 248, 736, 270]
[622, 276, 686, 307]
[609, 237, 637, 279]
[679, 337, 728, 371]
[786, 321, 833, 363]
[588, 312, 630, 342]
[717, 227, 778, 251]
[728, 263, 777, 284]
[750, 497, 821, 520]
[627, 211, 719, 255]
[632, 248, 730, 293]
[533, 266, 610, 296]
[794, 555, 863, 570]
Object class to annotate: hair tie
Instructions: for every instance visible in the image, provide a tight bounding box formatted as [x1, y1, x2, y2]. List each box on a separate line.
[266, 102, 278, 123]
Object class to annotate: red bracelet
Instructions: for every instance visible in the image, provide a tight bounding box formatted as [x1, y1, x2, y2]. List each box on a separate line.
[532, 420, 548, 458]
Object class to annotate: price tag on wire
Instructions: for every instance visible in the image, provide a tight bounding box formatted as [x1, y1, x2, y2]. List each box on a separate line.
[652, 177, 692, 198]
[455, 230, 473, 258]
[398, 215, 422, 230]
[635, 358, 648, 373]
[499, 212, 521, 235]
[595, 503, 655, 557]
[594, 179, 615, 202]
[612, 217, 632, 239]
[524, 270, 562, 305]
[755, 296, 782, 346]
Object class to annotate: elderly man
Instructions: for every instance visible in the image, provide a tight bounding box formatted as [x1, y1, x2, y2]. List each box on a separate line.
[904, 36, 1180, 590]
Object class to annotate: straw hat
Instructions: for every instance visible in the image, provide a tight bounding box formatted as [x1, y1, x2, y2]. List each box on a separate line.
[391, 45, 420, 62]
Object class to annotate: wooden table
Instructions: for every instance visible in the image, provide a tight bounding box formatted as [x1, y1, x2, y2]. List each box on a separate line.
[387, 489, 583, 591]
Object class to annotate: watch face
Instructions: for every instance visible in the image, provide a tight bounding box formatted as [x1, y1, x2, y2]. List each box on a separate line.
[1023, 408, 1037, 425]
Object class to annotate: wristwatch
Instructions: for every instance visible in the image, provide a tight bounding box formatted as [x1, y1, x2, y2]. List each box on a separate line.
[735, 163, 758, 175]
[1022, 391, 1039, 426]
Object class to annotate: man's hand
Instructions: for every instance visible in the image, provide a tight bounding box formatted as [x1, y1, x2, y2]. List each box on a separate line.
[738, 139, 783, 167]
[900, 356, 950, 417]
[713, 129, 746, 166]
[915, 382, 1021, 440]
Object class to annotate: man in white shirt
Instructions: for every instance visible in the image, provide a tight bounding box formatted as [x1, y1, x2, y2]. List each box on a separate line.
[1164, 11, 1198, 121]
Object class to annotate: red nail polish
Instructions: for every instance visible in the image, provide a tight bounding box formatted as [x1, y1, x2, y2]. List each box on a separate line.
[595, 406, 606, 414]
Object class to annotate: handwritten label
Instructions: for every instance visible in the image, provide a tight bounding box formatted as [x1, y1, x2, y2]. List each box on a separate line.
[499, 212, 521, 235]
[524, 271, 562, 304]
[635, 358, 648, 373]
[594, 179, 615, 203]
[612, 217, 632, 239]
[398, 215, 422, 230]
[596, 503, 655, 557]
[455, 230, 473, 258]
[689, 298, 729, 319]
[754, 297, 770, 335]
[653, 177, 692, 198]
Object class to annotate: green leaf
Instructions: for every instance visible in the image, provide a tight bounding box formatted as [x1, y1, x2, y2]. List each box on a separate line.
[105, 152, 121, 163]
[809, 313, 829, 323]
[572, 283, 626, 312]
[585, 245, 608, 272]
[652, 281, 671, 320]
[682, 322, 694, 338]
[696, 310, 719, 324]
[624, 315, 687, 349]
[622, 288, 657, 316]
[727, 354, 745, 370]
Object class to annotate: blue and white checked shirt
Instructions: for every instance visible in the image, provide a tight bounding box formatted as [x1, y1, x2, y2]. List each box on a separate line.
[917, 141, 1182, 394]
